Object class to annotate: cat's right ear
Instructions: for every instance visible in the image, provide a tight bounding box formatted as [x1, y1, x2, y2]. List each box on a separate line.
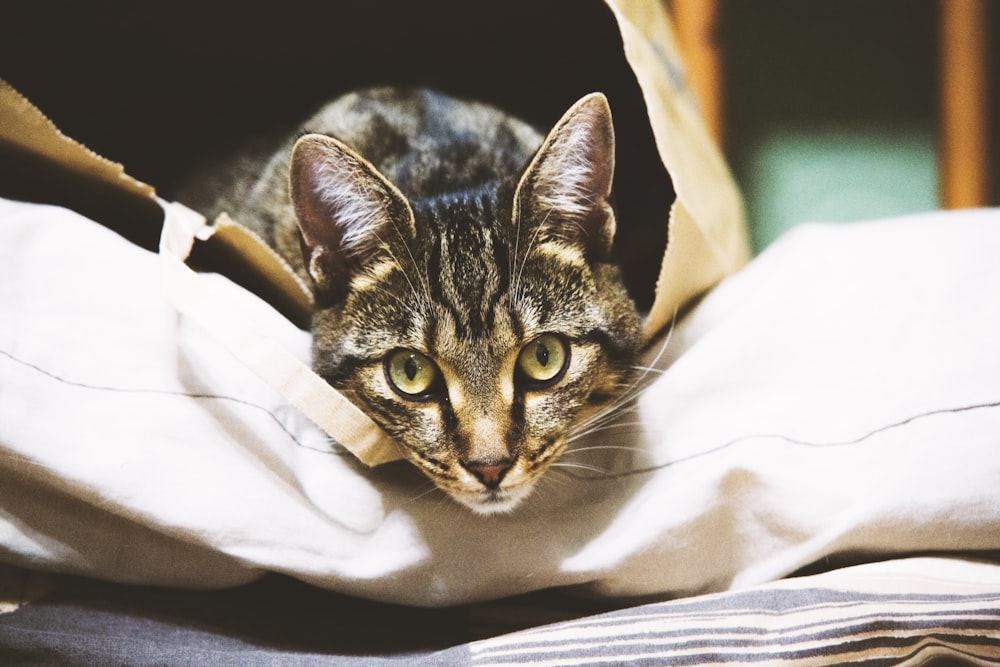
[513, 93, 617, 260]
[289, 134, 414, 298]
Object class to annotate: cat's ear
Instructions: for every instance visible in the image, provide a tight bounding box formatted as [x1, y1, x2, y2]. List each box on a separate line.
[514, 93, 616, 258]
[289, 134, 413, 297]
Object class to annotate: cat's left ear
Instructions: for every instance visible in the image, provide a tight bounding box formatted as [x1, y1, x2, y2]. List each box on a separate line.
[514, 93, 616, 259]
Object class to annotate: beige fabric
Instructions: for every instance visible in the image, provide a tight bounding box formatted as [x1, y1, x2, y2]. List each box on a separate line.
[160, 201, 402, 465]
[0, 0, 749, 466]
[2, 198, 998, 605]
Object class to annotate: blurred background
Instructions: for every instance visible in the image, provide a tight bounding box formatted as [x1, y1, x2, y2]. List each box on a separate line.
[2, 0, 995, 260]
[671, 0, 997, 252]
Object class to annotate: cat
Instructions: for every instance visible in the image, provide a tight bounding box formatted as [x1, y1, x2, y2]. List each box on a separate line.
[187, 88, 643, 514]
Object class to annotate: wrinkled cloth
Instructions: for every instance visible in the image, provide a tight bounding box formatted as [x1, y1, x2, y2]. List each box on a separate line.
[2, 197, 999, 606]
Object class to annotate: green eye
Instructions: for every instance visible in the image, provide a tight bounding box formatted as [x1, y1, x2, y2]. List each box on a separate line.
[517, 334, 569, 387]
[386, 350, 440, 399]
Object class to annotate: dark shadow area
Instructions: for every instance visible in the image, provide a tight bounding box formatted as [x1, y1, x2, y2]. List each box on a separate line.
[0, 572, 627, 664]
[0, 573, 468, 662]
[719, 0, 944, 250]
[721, 0, 938, 135]
[0, 0, 673, 312]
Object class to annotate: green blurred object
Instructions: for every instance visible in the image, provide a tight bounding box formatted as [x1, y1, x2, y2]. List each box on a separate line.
[743, 124, 938, 251]
[720, 0, 941, 254]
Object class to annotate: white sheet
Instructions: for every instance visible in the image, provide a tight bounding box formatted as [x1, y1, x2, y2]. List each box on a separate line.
[1, 197, 998, 605]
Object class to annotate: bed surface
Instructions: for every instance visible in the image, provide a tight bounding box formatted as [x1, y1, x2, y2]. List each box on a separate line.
[2, 557, 999, 665]
[2, 202, 1000, 662]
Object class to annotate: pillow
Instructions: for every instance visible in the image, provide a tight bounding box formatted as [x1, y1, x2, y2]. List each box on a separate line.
[2, 197, 999, 605]
[466, 557, 1000, 665]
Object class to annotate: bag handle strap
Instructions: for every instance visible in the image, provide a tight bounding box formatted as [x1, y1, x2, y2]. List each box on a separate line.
[158, 200, 404, 466]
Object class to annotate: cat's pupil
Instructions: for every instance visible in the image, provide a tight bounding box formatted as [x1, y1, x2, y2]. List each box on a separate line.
[535, 344, 550, 368]
[404, 356, 419, 381]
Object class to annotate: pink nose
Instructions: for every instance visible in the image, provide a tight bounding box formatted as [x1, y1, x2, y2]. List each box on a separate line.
[465, 461, 512, 489]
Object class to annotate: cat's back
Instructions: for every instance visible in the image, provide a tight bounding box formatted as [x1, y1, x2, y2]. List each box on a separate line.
[191, 88, 545, 268]
[302, 88, 543, 200]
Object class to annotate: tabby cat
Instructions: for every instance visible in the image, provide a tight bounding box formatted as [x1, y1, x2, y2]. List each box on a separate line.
[193, 88, 642, 514]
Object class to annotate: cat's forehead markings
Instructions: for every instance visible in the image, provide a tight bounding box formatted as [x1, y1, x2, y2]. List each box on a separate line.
[532, 241, 586, 267]
[349, 259, 398, 292]
[446, 376, 515, 415]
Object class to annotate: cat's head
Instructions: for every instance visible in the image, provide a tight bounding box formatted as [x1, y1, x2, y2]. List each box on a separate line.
[288, 93, 642, 514]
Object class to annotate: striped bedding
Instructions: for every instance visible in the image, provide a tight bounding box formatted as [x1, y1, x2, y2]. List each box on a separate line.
[463, 557, 1000, 667]
[2, 556, 998, 664]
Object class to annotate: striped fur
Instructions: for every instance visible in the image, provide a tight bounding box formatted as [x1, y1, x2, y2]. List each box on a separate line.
[189, 88, 642, 513]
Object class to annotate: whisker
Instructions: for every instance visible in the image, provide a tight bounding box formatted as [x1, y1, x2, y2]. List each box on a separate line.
[568, 308, 681, 438]
[512, 206, 555, 304]
[538, 471, 572, 489]
[392, 218, 433, 307]
[570, 419, 647, 438]
[581, 410, 653, 430]
[570, 389, 641, 437]
[510, 204, 522, 300]
[624, 306, 678, 390]
[628, 364, 666, 375]
[370, 182, 429, 304]
[370, 230, 423, 306]
[405, 481, 443, 506]
[432, 491, 457, 514]
[567, 428, 649, 449]
[640, 306, 680, 373]
[564, 443, 648, 455]
[549, 461, 609, 475]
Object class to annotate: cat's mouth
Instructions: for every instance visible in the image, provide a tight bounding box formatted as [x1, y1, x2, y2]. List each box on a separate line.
[442, 465, 538, 515]
[455, 484, 534, 515]
[445, 439, 566, 514]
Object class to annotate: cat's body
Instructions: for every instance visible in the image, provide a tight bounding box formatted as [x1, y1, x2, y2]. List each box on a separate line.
[189, 88, 642, 514]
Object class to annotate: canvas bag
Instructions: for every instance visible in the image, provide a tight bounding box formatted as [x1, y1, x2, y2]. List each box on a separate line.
[158, 0, 750, 466]
[5, 1, 1000, 609]
[0, 1, 775, 604]
[5, 191, 1000, 606]
[1, 0, 749, 467]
